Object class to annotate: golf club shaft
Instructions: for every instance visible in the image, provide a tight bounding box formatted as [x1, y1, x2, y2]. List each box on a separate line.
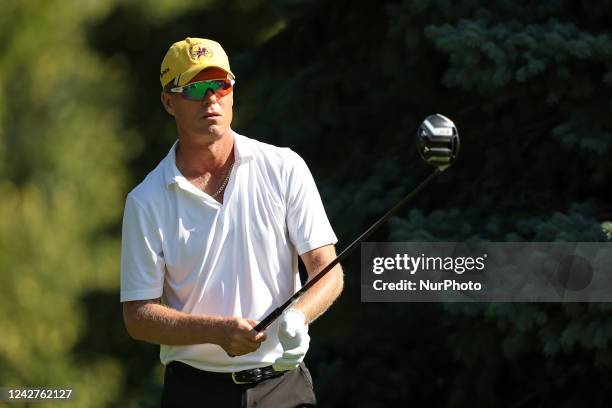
[254, 167, 442, 332]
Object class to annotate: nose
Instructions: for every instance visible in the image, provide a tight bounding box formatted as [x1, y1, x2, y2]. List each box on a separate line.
[201, 88, 217, 104]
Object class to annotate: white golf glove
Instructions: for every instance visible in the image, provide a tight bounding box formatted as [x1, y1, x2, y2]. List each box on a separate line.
[273, 308, 310, 371]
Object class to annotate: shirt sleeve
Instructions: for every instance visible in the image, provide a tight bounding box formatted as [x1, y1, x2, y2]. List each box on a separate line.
[120, 194, 165, 302]
[284, 150, 338, 255]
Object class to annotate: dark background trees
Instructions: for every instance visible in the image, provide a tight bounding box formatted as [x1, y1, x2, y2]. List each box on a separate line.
[1, 0, 611, 406]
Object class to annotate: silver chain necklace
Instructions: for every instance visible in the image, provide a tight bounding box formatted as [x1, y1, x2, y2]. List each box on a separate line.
[211, 161, 234, 199]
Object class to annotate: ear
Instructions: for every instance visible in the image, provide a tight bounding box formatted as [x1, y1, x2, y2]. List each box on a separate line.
[160, 92, 175, 116]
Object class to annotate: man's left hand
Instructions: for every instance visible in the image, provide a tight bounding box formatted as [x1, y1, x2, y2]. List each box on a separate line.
[273, 308, 310, 371]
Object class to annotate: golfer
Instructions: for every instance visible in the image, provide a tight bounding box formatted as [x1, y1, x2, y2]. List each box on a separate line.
[120, 37, 343, 408]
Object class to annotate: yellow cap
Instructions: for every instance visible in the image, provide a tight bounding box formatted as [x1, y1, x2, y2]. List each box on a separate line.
[159, 37, 235, 88]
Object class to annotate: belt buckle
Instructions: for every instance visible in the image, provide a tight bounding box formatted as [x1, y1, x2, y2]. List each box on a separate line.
[231, 372, 250, 385]
[232, 368, 263, 385]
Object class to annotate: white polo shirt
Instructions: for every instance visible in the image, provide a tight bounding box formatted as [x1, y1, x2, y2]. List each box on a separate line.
[120, 131, 337, 372]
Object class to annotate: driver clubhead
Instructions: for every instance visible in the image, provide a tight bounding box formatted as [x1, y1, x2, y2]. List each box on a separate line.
[416, 113, 460, 171]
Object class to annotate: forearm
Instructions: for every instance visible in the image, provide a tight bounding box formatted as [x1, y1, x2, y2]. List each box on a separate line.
[124, 301, 225, 346]
[294, 264, 344, 324]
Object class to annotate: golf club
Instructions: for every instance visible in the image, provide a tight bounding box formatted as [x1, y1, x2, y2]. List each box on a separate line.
[254, 113, 460, 332]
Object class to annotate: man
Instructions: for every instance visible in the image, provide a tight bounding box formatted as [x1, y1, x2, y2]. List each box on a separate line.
[120, 37, 343, 407]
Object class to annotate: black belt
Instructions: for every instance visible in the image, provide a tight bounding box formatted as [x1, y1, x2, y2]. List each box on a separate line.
[168, 361, 285, 385]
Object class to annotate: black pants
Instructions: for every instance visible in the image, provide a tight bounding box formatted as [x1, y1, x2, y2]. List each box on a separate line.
[161, 361, 317, 408]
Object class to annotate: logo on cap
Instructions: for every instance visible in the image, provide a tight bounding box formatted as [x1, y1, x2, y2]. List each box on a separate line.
[189, 44, 213, 62]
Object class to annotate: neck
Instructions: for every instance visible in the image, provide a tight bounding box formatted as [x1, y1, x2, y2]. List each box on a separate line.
[175, 130, 234, 177]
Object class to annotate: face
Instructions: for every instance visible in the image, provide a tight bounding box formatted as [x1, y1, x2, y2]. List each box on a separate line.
[161, 67, 234, 142]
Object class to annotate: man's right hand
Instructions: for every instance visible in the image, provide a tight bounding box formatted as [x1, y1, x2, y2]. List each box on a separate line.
[219, 317, 267, 357]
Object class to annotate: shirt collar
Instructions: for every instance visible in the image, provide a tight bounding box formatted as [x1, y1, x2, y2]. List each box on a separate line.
[233, 132, 255, 163]
[163, 131, 254, 187]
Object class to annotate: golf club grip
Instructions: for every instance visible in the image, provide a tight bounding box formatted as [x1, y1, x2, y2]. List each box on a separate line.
[254, 168, 442, 331]
[253, 307, 285, 332]
[253, 255, 344, 332]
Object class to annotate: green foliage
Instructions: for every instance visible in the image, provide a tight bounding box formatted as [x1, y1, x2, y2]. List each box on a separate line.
[2, 0, 612, 406]
[388, 203, 606, 242]
[0, 0, 134, 406]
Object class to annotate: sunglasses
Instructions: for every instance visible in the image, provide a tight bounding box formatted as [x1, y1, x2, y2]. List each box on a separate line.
[169, 79, 235, 101]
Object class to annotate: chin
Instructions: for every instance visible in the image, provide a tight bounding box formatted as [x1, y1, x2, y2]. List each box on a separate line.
[196, 126, 226, 140]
